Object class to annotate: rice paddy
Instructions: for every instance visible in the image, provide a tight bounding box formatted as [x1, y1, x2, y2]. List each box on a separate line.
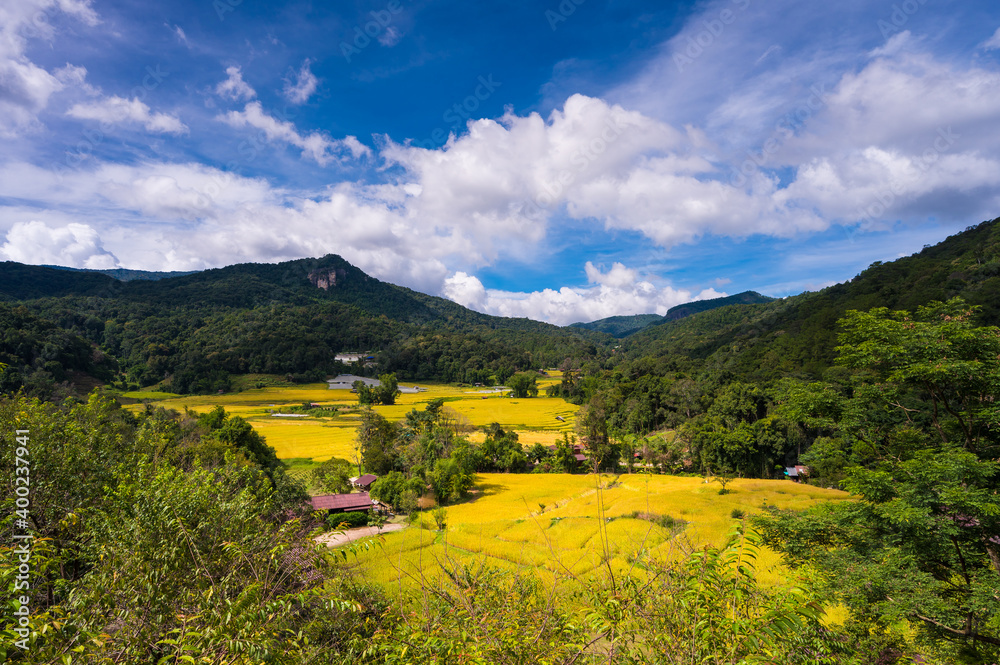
[345, 473, 850, 596]
[125, 374, 850, 612]
[126, 374, 579, 463]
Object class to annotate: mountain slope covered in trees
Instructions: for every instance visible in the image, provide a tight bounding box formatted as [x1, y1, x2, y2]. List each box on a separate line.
[664, 290, 775, 321]
[0, 254, 608, 395]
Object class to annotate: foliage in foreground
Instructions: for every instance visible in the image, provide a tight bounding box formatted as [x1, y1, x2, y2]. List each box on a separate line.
[756, 299, 1000, 664]
[0, 391, 863, 664]
[362, 528, 850, 664]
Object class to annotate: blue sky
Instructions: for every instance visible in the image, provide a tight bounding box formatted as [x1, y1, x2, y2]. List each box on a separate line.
[2, 0, 1000, 324]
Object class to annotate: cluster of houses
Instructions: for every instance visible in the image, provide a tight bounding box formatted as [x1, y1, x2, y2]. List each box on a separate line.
[309, 474, 391, 515]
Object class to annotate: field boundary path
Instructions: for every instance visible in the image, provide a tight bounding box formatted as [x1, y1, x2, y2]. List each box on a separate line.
[316, 523, 406, 548]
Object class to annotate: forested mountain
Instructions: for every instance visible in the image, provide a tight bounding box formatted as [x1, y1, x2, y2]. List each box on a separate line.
[569, 313, 665, 337]
[43, 265, 199, 281]
[0, 262, 122, 300]
[569, 291, 777, 337]
[618, 218, 1000, 383]
[0, 254, 607, 395]
[663, 290, 775, 321]
[553, 217, 1000, 454]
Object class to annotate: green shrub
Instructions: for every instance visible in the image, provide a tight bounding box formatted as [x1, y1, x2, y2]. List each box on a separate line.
[325, 511, 369, 530]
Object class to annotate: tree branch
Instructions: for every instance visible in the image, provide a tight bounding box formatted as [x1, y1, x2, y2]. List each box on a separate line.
[915, 614, 1000, 647]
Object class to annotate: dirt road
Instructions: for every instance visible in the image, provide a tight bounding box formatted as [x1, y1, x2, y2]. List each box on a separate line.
[316, 523, 405, 548]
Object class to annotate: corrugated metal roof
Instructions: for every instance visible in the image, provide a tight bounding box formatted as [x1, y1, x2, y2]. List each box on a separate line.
[355, 474, 378, 486]
[311, 492, 372, 512]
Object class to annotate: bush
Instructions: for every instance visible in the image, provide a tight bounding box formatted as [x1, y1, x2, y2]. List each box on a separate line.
[325, 511, 369, 530]
[629, 511, 687, 533]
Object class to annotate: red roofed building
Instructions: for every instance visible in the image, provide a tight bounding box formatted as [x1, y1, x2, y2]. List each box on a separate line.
[352, 474, 378, 490]
[311, 492, 373, 513]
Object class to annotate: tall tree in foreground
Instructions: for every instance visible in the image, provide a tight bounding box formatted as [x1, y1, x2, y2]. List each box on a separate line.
[756, 299, 1000, 664]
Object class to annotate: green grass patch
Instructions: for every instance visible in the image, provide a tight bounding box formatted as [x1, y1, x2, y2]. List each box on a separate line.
[121, 391, 181, 400]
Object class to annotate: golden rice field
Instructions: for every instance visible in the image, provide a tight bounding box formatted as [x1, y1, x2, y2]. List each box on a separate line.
[124, 377, 850, 622]
[345, 473, 850, 596]
[124, 374, 579, 463]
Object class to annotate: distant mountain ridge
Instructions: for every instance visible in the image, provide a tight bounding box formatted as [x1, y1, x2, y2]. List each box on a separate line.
[568, 314, 664, 338]
[7, 217, 1000, 399]
[664, 291, 776, 320]
[569, 291, 776, 338]
[42, 265, 199, 282]
[618, 217, 1000, 382]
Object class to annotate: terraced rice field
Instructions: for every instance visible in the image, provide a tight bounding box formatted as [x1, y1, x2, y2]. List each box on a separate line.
[126, 374, 579, 462]
[344, 473, 850, 593]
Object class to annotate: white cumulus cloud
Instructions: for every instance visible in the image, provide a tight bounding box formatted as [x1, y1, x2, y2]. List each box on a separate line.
[444, 264, 724, 325]
[217, 101, 369, 165]
[283, 59, 318, 104]
[0, 0, 98, 136]
[215, 66, 256, 101]
[0, 220, 119, 269]
[67, 95, 188, 134]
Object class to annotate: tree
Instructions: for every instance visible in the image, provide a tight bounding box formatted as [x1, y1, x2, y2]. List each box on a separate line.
[479, 422, 528, 472]
[507, 371, 538, 398]
[577, 395, 620, 472]
[353, 373, 401, 406]
[527, 442, 550, 464]
[369, 470, 424, 512]
[357, 408, 399, 475]
[432, 506, 447, 531]
[376, 372, 400, 405]
[0, 394, 381, 663]
[312, 457, 354, 494]
[428, 457, 474, 503]
[553, 432, 579, 473]
[353, 379, 376, 405]
[756, 299, 1000, 662]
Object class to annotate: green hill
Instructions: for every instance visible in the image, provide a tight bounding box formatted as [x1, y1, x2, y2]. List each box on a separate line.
[6, 217, 1000, 399]
[664, 291, 775, 321]
[569, 314, 665, 338]
[0, 255, 607, 395]
[568, 292, 776, 338]
[0, 262, 121, 301]
[620, 218, 1000, 382]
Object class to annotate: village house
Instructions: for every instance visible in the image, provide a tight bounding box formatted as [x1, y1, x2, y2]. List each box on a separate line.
[351, 474, 378, 491]
[784, 465, 810, 482]
[309, 491, 391, 515]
